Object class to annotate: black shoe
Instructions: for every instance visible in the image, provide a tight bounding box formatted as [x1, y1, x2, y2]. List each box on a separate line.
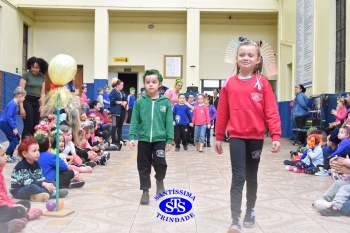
[116, 142, 122, 151]
[59, 189, 69, 198]
[228, 216, 241, 232]
[85, 161, 97, 168]
[204, 143, 207, 147]
[207, 142, 211, 147]
[213, 133, 216, 136]
[283, 160, 291, 165]
[69, 180, 85, 188]
[140, 190, 150, 205]
[319, 206, 341, 216]
[175, 147, 180, 152]
[183, 144, 188, 150]
[243, 210, 255, 228]
[156, 180, 165, 196]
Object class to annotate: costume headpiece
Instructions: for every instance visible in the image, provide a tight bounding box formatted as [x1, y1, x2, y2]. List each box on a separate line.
[224, 36, 278, 90]
[111, 78, 119, 88]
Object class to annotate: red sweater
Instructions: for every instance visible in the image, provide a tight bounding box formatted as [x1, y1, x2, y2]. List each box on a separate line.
[193, 104, 210, 125]
[215, 74, 281, 141]
[0, 167, 16, 207]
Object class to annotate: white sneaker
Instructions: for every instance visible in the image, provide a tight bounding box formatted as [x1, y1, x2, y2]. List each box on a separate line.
[315, 170, 329, 176]
[312, 199, 331, 211]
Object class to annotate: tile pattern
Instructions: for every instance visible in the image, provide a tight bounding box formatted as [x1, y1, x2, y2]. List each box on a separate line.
[2, 137, 349, 233]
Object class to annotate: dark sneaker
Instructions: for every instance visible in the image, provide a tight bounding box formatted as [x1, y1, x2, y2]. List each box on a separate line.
[140, 191, 150, 205]
[69, 180, 85, 188]
[175, 147, 180, 152]
[59, 189, 69, 198]
[243, 210, 255, 228]
[227, 216, 242, 233]
[99, 155, 107, 165]
[319, 206, 341, 216]
[85, 161, 97, 168]
[156, 180, 165, 196]
[183, 144, 188, 150]
[207, 142, 211, 147]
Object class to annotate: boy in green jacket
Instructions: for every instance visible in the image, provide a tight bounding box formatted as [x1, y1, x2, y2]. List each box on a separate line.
[129, 69, 174, 205]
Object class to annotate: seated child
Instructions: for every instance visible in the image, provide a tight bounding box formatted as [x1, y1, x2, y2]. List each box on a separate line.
[314, 168, 350, 216]
[60, 125, 84, 166]
[81, 127, 109, 165]
[93, 116, 109, 142]
[286, 134, 323, 174]
[74, 128, 98, 167]
[328, 126, 350, 159]
[10, 136, 68, 202]
[36, 134, 85, 188]
[0, 147, 43, 232]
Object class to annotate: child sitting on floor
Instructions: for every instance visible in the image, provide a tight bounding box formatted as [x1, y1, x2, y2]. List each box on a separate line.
[286, 134, 323, 174]
[0, 146, 43, 233]
[10, 136, 69, 202]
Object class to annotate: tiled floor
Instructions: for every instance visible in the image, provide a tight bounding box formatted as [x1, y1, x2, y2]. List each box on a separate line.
[2, 137, 350, 233]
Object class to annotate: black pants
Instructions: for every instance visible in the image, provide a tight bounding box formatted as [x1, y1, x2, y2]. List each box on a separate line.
[137, 141, 167, 190]
[58, 170, 75, 188]
[126, 108, 133, 123]
[294, 115, 308, 143]
[174, 125, 188, 147]
[229, 138, 263, 217]
[188, 125, 194, 144]
[22, 95, 41, 138]
[111, 111, 126, 143]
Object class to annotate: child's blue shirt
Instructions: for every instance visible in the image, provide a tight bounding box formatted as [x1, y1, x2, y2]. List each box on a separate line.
[127, 95, 136, 109]
[173, 104, 192, 125]
[330, 138, 350, 158]
[0, 100, 18, 129]
[103, 92, 110, 109]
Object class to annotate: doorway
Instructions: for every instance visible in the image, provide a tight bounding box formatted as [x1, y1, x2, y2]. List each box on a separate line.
[117, 72, 138, 96]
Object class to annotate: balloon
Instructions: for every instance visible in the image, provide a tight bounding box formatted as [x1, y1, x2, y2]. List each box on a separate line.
[48, 54, 77, 86]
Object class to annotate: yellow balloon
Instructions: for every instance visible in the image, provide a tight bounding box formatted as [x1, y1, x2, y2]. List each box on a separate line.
[48, 54, 77, 85]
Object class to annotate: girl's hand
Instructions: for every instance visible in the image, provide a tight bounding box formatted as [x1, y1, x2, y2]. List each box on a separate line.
[189, 123, 194, 127]
[215, 141, 223, 154]
[271, 141, 281, 153]
[207, 124, 211, 129]
[20, 108, 26, 119]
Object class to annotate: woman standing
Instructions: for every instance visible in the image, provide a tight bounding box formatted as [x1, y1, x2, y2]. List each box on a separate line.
[109, 78, 127, 148]
[164, 78, 183, 107]
[19, 57, 48, 138]
[293, 84, 309, 144]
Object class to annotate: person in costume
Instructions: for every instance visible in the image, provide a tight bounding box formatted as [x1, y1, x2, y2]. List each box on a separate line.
[129, 69, 174, 205]
[215, 37, 281, 232]
[19, 57, 48, 138]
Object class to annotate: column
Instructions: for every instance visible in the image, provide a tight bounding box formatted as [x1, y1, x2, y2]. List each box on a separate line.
[93, 8, 109, 100]
[186, 9, 200, 90]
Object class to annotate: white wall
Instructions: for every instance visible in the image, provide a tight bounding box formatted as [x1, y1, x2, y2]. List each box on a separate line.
[200, 24, 278, 81]
[34, 22, 94, 82]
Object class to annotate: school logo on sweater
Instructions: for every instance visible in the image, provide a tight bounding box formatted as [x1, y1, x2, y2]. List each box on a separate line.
[175, 115, 181, 123]
[160, 106, 166, 112]
[251, 93, 263, 102]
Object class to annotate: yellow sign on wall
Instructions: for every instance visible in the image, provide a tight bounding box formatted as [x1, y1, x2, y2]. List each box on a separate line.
[114, 57, 129, 62]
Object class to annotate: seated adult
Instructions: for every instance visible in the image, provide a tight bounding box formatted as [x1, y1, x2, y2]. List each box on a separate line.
[330, 156, 350, 216]
[87, 100, 112, 140]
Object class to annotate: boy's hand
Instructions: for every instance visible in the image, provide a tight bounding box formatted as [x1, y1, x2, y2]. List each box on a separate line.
[271, 141, 281, 153]
[215, 141, 223, 154]
[42, 182, 55, 193]
[13, 129, 18, 135]
[207, 124, 211, 129]
[189, 123, 194, 127]
[129, 140, 136, 149]
[20, 108, 26, 119]
[165, 144, 172, 152]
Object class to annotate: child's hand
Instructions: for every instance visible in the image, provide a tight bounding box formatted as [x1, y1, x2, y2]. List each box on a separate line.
[92, 146, 99, 152]
[215, 141, 223, 154]
[165, 144, 172, 152]
[189, 123, 194, 127]
[173, 121, 176, 126]
[207, 124, 211, 129]
[271, 141, 281, 153]
[129, 140, 136, 149]
[42, 182, 55, 193]
[13, 129, 18, 135]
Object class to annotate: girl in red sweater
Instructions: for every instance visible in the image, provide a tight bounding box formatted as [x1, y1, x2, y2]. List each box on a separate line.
[215, 39, 281, 232]
[192, 94, 211, 152]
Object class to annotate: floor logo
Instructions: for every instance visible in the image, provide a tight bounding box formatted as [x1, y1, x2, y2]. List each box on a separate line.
[155, 188, 195, 222]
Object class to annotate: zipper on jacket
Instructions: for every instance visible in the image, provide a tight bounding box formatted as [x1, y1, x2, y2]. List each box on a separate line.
[150, 100, 155, 142]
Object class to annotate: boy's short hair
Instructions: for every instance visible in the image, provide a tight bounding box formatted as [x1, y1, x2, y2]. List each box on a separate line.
[341, 126, 350, 136]
[17, 136, 38, 158]
[35, 134, 50, 152]
[60, 125, 71, 133]
[98, 88, 103, 92]
[14, 86, 27, 97]
[130, 87, 135, 92]
[143, 69, 163, 83]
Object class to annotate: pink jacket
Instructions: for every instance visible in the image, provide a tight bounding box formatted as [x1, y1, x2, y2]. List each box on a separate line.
[192, 104, 210, 125]
[0, 167, 16, 207]
[81, 92, 89, 106]
[335, 107, 348, 123]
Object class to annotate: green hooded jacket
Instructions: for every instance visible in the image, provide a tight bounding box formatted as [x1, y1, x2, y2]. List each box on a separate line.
[129, 94, 174, 144]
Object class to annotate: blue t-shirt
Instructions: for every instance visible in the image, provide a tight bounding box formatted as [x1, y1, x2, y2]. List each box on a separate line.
[37, 151, 68, 181]
[0, 99, 18, 129]
[173, 104, 192, 125]
[127, 95, 136, 109]
[103, 92, 110, 109]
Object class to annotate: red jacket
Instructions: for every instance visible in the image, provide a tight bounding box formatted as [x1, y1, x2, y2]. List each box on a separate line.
[87, 110, 111, 124]
[0, 167, 16, 207]
[215, 74, 281, 141]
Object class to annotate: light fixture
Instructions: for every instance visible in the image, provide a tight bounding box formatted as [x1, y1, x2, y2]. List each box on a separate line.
[148, 23, 154, 29]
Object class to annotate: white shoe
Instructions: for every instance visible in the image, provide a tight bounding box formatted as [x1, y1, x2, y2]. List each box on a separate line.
[315, 170, 329, 176]
[312, 199, 331, 211]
